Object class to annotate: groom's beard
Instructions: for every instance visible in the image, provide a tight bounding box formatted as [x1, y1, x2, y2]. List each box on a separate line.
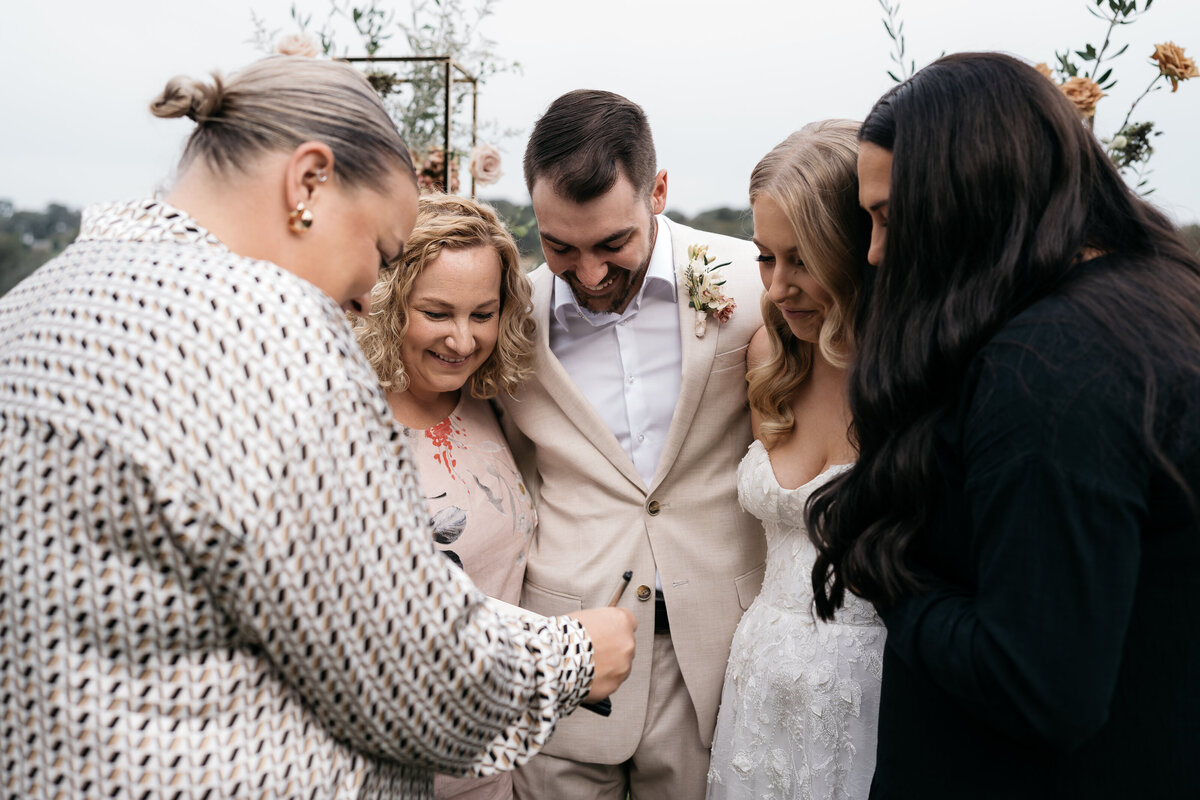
[567, 217, 657, 315]
[568, 258, 649, 314]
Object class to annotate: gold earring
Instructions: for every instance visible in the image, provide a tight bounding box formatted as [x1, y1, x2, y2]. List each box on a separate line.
[288, 201, 314, 233]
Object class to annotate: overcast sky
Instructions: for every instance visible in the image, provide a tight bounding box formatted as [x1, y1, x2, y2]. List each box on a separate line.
[3, 0, 1199, 223]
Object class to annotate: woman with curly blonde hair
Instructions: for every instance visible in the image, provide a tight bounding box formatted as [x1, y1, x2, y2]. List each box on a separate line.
[708, 120, 879, 800]
[355, 193, 537, 800]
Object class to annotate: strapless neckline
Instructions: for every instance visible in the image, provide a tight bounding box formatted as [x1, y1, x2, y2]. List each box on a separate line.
[747, 439, 853, 494]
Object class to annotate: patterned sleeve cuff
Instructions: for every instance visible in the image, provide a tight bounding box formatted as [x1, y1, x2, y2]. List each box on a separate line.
[467, 605, 595, 777]
[548, 614, 595, 714]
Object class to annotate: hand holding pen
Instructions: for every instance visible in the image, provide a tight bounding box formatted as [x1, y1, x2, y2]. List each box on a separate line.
[578, 571, 635, 717]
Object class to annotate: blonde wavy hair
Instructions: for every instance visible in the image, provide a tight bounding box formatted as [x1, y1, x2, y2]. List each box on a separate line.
[354, 194, 535, 399]
[747, 120, 872, 448]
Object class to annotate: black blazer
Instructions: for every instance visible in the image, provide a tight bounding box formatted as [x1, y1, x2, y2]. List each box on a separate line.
[870, 256, 1200, 798]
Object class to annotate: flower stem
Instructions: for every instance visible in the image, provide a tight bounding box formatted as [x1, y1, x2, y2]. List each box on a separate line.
[1118, 73, 1162, 133]
[1086, 10, 1121, 81]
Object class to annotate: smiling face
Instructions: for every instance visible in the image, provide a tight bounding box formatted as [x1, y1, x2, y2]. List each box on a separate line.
[530, 170, 668, 314]
[752, 195, 834, 344]
[398, 245, 502, 406]
[857, 142, 893, 268]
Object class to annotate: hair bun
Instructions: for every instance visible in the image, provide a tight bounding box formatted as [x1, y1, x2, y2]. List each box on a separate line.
[149, 73, 226, 123]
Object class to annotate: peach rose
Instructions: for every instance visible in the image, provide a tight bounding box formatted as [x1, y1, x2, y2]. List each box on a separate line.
[1034, 62, 1055, 81]
[275, 32, 320, 58]
[1151, 41, 1199, 92]
[468, 143, 504, 187]
[1060, 76, 1105, 117]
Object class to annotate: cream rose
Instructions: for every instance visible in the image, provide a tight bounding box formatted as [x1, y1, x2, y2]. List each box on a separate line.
[1151, 41, 1199, 92]
[468, 143, 504, 187]
[275, 32, 320, 58]
[1060, 76, 1105, 117]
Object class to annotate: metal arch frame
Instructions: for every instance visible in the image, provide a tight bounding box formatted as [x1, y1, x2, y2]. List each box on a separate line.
[345, 55, 480, 197]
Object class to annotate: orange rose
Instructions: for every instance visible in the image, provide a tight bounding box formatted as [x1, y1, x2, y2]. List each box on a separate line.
[1151, 41, 1199, 92]
[1034, 62, 1055, 81]
[1060, 76, 1105, 117]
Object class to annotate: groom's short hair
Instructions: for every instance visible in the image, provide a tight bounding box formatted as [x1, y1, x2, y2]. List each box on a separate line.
[523, 89, 657, 203]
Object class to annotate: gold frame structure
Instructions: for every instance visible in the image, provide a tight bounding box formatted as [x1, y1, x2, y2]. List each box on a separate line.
[345, 55, 480, 197]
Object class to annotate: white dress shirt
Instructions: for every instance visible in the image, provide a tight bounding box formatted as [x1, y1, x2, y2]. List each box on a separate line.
[549, 215, 682, 488]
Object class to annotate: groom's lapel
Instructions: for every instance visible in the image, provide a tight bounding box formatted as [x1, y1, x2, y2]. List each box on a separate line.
[650, 223, 720, 492]
[528, 268, 646, 492]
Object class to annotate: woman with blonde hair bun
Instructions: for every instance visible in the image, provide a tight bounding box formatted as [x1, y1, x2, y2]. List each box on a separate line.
[0, 55, 634, 799]
[707, 119, 882, 800]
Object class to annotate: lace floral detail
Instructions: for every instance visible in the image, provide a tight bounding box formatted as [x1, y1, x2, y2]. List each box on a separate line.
[707, 440, 886, 800]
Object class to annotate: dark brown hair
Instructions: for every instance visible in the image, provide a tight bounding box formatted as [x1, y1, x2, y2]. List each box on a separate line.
[523, 89, 657, 201]
[808, 51, 1200, 620]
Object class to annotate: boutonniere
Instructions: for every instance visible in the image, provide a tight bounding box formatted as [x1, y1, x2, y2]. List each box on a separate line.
[683, 243, 736, 337]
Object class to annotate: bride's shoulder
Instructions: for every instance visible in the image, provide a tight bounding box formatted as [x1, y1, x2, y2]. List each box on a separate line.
[747, 325, 771, 372]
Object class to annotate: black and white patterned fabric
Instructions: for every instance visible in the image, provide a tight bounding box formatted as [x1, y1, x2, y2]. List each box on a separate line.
[0, 199, 593, 799]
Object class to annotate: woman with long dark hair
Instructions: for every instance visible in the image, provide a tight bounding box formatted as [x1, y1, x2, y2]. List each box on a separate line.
[808, 51, 1200, 797]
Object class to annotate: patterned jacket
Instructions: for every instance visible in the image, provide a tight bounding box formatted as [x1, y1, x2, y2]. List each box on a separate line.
[0, 199, 593, 799]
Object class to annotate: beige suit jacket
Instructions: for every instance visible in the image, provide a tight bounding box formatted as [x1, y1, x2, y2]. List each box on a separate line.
[497, 220, 767, 762]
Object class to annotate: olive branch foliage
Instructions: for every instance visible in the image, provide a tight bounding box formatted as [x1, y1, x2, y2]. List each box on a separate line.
[250, 0, 520, 158]
[874, 0, 1185, 195]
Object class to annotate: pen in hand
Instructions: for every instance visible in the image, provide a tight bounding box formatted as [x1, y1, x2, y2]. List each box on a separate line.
[606, 570, 634, 607]
[581, 570, 634, 717]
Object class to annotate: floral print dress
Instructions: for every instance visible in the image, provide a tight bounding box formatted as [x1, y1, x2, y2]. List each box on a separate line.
[405, 394, 536, 800]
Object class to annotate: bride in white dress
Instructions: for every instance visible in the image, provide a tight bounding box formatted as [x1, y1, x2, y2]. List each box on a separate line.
[707, 121, 885, 800]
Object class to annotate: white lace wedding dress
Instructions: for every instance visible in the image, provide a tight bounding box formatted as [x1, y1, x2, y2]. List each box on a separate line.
[707, 440, 886, 800]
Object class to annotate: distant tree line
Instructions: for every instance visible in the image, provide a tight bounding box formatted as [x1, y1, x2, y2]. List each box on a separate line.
[0, 200, 81, 296]
[2, 198, 1198, 297]
[484, 198, 754, 269]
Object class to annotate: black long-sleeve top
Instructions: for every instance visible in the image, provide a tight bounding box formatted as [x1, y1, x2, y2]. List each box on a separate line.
[870, 256, 1200, 798]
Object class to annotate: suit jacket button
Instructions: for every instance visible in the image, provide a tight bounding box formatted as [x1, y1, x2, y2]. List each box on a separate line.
[647, 499, 661, 516]
[636, 585, 652, 601]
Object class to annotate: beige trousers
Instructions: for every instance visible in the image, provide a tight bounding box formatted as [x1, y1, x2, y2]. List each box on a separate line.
[513, 633, 710, 800]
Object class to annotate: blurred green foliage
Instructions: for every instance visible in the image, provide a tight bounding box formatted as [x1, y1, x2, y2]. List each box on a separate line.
[3, 200, 1193, 296]
[0, 200, 80, 296]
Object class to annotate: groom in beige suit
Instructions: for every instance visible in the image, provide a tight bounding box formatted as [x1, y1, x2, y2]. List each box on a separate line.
[499, 90, 766, 799]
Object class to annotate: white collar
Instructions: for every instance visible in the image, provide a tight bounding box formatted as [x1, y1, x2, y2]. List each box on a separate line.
[551, 214, 677, 329]
[79, 198, 224, 249]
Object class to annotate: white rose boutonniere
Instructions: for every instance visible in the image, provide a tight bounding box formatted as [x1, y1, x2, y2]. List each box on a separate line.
[683, 243, 736, 337]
